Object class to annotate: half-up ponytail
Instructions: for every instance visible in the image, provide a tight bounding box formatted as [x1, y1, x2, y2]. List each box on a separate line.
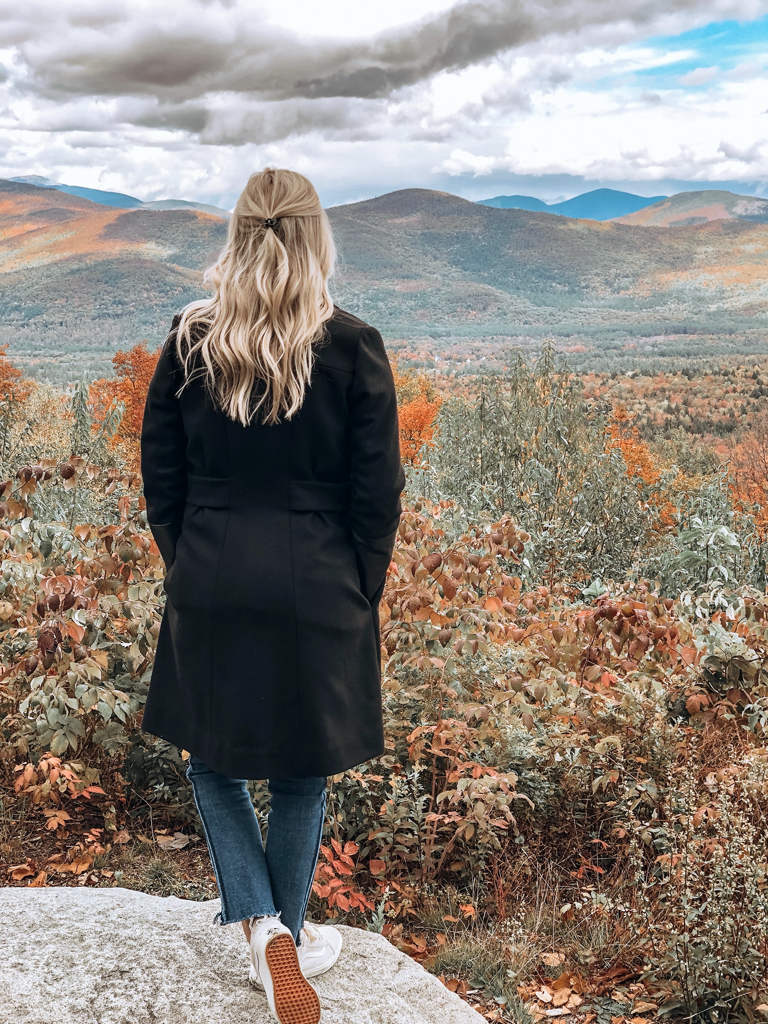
[176, 168, 336, 426]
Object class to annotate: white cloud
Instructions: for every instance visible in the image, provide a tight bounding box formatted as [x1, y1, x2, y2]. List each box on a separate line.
[719, 138, 766, 164]
[680, 65, 720, 84]
[0, 0, 767, 205]
[438, 148, 498, 174]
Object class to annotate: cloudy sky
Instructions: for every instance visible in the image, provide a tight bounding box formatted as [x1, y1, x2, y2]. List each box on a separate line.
[1, 0, 768, 209]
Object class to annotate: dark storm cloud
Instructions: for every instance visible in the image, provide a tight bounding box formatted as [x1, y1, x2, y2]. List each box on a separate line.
[2, 0, 767, 147]
[7, 0, 763, 103]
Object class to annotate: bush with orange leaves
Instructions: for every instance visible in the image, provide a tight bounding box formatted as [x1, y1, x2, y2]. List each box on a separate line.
[0, 344, 33, 406]
[729, 410, 768, 537]
[609, 406, 676, 529]
[392, 361, 442, 467]
[0, 344, 35, 464]
[91, 342, 160, 470]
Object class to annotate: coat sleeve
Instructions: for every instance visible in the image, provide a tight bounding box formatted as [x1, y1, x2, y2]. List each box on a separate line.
[349, 326, 405, 603]
[141, 318, 187, 567]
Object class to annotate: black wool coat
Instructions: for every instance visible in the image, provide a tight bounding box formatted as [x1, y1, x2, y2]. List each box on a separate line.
[140, 308, 405, 780]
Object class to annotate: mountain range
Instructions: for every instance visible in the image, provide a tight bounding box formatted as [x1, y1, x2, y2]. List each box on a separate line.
[9, 175, 230, 219]
[0, 178, 767, 380]
[478, 188, 668, 221]
[478, 186, 768, 225]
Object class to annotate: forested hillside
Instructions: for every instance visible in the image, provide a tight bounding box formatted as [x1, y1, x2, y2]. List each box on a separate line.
[1, 179, 767, 380]
[0, 180, 226, 380]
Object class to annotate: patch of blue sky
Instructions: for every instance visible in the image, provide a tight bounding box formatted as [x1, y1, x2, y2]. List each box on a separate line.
[587, 14, 768, 91]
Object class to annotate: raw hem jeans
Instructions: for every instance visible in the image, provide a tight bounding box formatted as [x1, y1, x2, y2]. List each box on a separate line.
[186, 754, 327, 944]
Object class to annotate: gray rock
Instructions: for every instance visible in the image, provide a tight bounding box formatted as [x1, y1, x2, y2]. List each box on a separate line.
[0, 887, 484, 1024]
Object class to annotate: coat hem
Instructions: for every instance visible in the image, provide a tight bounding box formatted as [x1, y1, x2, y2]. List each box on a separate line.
[139, 721, 384, 780]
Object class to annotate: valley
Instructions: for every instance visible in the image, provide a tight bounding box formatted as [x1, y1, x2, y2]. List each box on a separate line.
[0, 178, 766, 380]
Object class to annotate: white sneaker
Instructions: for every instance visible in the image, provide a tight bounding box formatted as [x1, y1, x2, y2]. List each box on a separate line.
[250, 922, 343, 989]
[248, 915, 321, 1024]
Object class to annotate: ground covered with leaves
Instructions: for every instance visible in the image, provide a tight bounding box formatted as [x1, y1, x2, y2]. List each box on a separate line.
[3, 346, 768, 1022]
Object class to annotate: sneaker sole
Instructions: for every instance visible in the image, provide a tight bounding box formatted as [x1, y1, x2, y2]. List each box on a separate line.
[265, 933, 321, 1024]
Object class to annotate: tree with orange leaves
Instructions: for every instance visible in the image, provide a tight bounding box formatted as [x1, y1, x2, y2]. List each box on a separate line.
[0, 345, 33, 406]
[0, 345, 34, 464]
[609, 406, 675, 528]
[729, 411, 768, 536]
[391, 361, 442, 467]
[609, 407, 658, 486]
[399, 395, 443, 466]
[90, 342, 160, 469]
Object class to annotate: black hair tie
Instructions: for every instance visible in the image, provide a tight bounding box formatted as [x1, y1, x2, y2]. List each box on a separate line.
[263, 217, 278, 230]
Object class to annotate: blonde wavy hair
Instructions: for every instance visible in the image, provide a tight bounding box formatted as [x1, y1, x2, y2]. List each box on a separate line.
[176, 167, 336, 426]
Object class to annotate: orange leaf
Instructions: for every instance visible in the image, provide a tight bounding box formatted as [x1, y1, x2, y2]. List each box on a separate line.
[686, 693, 710, 715]
[89, 649, 109, 671]
[65, 621, 86, 644]
[680, 646, 698, 667]
[44, 809, 71, 830]
[368, 859, 387, 875]
[8, 861, 35, 880]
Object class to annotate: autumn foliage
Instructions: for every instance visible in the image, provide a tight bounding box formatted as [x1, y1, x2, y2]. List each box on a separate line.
[727, 411, 768, 536]
[392, 362, 442, 466]
[609, 407, 678, 529]
[0, 344, 33, 406]
[3, 344, 768, 1018]
[90, 342, 160, 469]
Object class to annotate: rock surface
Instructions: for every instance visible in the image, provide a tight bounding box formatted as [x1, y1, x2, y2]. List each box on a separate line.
[1, 887, 484, 1024]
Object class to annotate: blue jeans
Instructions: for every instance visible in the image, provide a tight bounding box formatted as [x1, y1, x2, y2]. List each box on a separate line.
[186, 755, 327, 943]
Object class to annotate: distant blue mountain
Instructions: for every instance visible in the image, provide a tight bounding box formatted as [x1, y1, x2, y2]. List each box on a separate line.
[9, 175, 229, 218]
[478, 187, 668, 221]
[54, 184, 144, 208]
[10, 175, 143, 208]
[476, 194, 550, 212]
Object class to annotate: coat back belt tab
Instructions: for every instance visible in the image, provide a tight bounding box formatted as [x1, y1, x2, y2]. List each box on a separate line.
[185, 474, 352, 512]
